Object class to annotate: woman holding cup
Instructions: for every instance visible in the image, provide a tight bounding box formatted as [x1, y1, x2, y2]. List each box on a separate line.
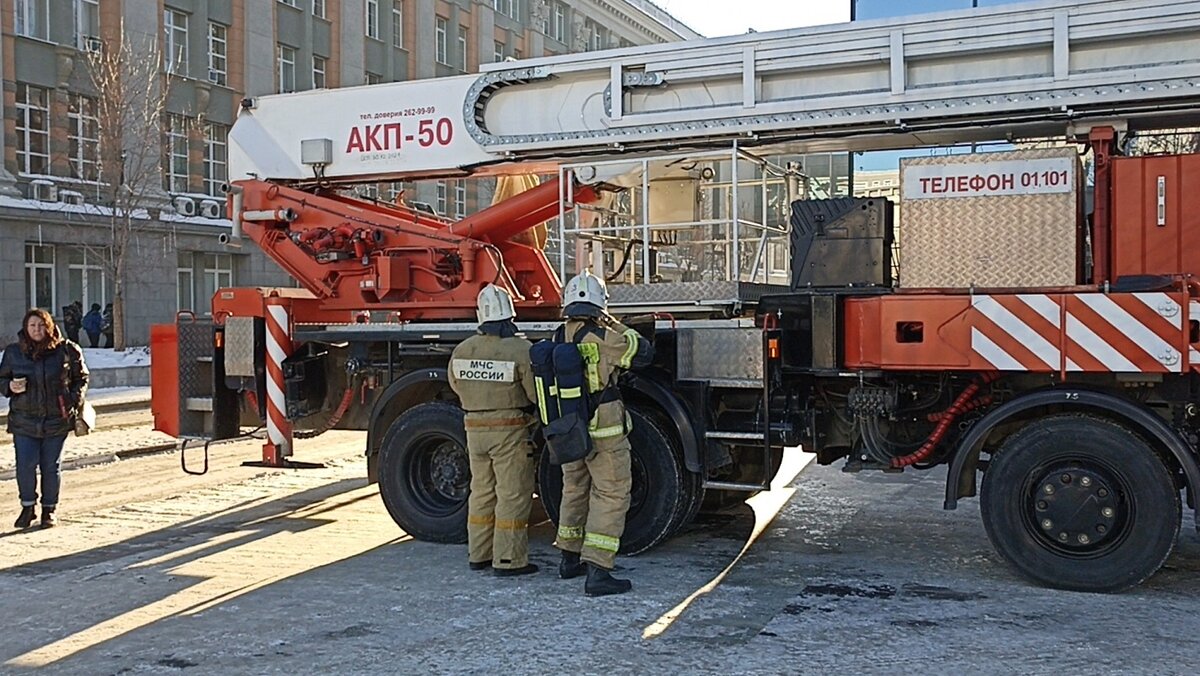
[0, 309, 88, 529]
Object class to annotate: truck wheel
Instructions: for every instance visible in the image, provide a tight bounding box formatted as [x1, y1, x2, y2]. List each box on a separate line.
[980, 415, 1180, 592]
[537, 407, 687, 555]
[377, 402, 469, 543]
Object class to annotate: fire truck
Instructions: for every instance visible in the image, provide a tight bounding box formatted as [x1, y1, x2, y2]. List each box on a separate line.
[152, 0, 1200, 592]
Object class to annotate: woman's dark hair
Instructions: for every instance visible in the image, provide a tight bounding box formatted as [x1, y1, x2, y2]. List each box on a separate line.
[19, 308, 63, 359]
[90, 303, 101, 312]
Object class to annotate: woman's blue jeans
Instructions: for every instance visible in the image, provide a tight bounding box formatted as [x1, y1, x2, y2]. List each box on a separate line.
[13, 434, 67, 508]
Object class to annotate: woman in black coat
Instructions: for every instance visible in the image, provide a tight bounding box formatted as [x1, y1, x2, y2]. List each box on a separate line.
[0, 309, 88, 528]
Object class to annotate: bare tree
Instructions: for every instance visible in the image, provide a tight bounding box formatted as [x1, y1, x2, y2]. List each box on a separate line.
[1131, 129, 1200, 156]
[80, 23, 171, 350]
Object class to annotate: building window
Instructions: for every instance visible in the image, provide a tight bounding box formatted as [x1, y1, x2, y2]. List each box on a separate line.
[202, 253, 234, 313]
[586, 19, 604, 51]
[15, 84, 50, 176]
[164, 114, 190, 192]
[551, 2, 567, 42]
[458, 27, 468, 70]
[278, 0, 298, 6]
[435, 17, 447, 64]
[177, 252, 195, 312]
[75, 0, 99, 50]
[313, 55, 327, 88]
[25, 244, 55, 312]
[366, 0, 379, 39]
[312, 0, 326, 18]
[203, 124, 228, 197]
[391, 4, 403, 48]
[67, 247, 108, 311]
[208, 22, 228, 86]
[365, 71, 382, 85]
[453, 181, 466, 219]
[494, 40, 505, 63]
[435, 181, 447, 215]
[15, 0, 49, 40]
[278, 44, 296, 93]
[386, 182, 406, 204]
[164, 9, 189, 75]
[68, 94, 99, 182]
[493, 0, 518, 19]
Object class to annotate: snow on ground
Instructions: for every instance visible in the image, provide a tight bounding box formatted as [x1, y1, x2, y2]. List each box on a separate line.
[0, 386, 151, 417]
[80, 346, 150, 369]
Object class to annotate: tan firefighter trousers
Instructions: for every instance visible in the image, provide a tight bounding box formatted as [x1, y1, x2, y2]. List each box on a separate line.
[466, 412, 536, 570]
[554, 405, 632, 569]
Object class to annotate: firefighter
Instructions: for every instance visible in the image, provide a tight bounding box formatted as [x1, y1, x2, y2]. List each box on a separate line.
[448, 285, 540, 577]
[553, 270, 653, 597]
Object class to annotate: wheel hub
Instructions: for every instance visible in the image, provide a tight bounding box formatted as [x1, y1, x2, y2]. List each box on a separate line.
[430, 443, 469, 501]
[1032, 465, 1120, 551]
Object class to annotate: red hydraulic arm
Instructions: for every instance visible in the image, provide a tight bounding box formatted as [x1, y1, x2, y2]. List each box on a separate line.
[224, 176, 599, 321]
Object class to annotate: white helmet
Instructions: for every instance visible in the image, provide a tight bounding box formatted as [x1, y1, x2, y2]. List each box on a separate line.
[562, 270, 608, 313]
[476, 285, 515, 323]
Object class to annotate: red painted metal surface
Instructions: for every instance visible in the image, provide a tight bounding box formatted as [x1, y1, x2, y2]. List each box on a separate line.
[1111, 153, 1200, 280]
[150, 323, 180, 438]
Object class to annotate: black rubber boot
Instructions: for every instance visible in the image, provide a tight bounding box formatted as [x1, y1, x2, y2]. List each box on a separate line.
[469, 560, 491, 571]
[494, 563, 539, 577]
[14, 506, 36, 529]
[559, 551, 586, 580]
[585, 564, 632, 597]
[40, 508, 57, 528]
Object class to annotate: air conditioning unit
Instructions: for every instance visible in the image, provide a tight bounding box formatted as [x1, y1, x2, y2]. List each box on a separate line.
[30, 179, 57, 203]
[59, 190, 85, 206]
[198, 200, 223, 219]
[208, 69, 223, 84]
[173, 196, 198, 217]
[83, 36, 103, 54]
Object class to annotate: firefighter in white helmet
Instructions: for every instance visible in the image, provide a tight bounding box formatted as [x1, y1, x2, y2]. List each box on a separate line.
[448, 285, 539, 576]
[552, 270, 653, 596]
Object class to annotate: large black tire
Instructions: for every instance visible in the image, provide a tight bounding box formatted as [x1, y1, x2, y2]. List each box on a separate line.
[538, 406, 691, 555]
[377, 402, 470, 543]
[980, 415, 1180, 593]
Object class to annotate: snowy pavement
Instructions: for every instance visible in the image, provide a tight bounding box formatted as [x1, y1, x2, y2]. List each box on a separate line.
[0, 386, 151, 418]
[1, 435, 1199, 675]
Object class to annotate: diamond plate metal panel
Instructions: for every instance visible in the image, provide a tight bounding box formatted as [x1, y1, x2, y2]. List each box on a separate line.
[177, 321, 214, 438]
[224, 316, 257, 378]
[677, 327, 763, 387]
[609, 281, 788, 310]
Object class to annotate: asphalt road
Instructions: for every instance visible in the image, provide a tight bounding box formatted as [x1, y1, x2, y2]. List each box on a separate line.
[1, 431, 1199, 675]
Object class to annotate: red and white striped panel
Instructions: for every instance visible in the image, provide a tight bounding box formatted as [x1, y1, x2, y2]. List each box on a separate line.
[265, 303, 293, 455]
[970, 292, 1186, 373]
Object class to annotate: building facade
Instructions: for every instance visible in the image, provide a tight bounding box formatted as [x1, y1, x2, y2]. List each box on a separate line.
[0, 0, 696, 345]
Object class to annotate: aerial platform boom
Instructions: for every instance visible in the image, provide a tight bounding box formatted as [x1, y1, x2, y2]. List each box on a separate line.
[230, 0, 1200, 184]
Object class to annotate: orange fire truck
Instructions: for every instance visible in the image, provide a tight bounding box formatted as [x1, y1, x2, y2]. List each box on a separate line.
[152, 0, 1200, 591]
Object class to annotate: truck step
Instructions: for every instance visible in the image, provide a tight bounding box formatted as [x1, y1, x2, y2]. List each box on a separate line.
[703, 479, 769, 492]
[185, 397, 214, 412]
[705, 431, 765, 441]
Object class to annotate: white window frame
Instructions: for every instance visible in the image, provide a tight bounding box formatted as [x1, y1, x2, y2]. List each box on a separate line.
[203, 123, 228, 197]
[202, 253, 234, 315]
[313, 55, 327, 89]
[493, 0, 518, 19]
[552, 2, 566, 42]
[75, 0, 99, 50]
[25, 244, 56, 312]
[278, 44, 296, 93]
[458, 27, 468, 70]
[67, 247, 108, 311]
[177, 252, 195, 312]
[435, 181, 447, 215]
[435, 17, 447, 64]
[365, 71, 382, 85]
[15, 84, 50, 175]
[312, 0, 326, 19]
[494, 40, 505, 63]
[208, 22, 228, 86]
[366, 0, 379, 40]
[164, 114, 190, 193]
[391, 5, 403, 48]
[453, 181, 466, 219]
[15, 0, 49, 40]
[278, 0, 299, 6]
[68, 93, 99, 182]
[164, 9, 189, 76]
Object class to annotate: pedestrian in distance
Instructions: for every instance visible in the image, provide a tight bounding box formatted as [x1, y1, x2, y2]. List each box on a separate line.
[61, 301, 82, 344]
[0, 308, 89, 529]
[447, 285, 540, 577]
[550, 270, 653, 597]
[82, 303, 103, 348]
[101, 303, 114, 349]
